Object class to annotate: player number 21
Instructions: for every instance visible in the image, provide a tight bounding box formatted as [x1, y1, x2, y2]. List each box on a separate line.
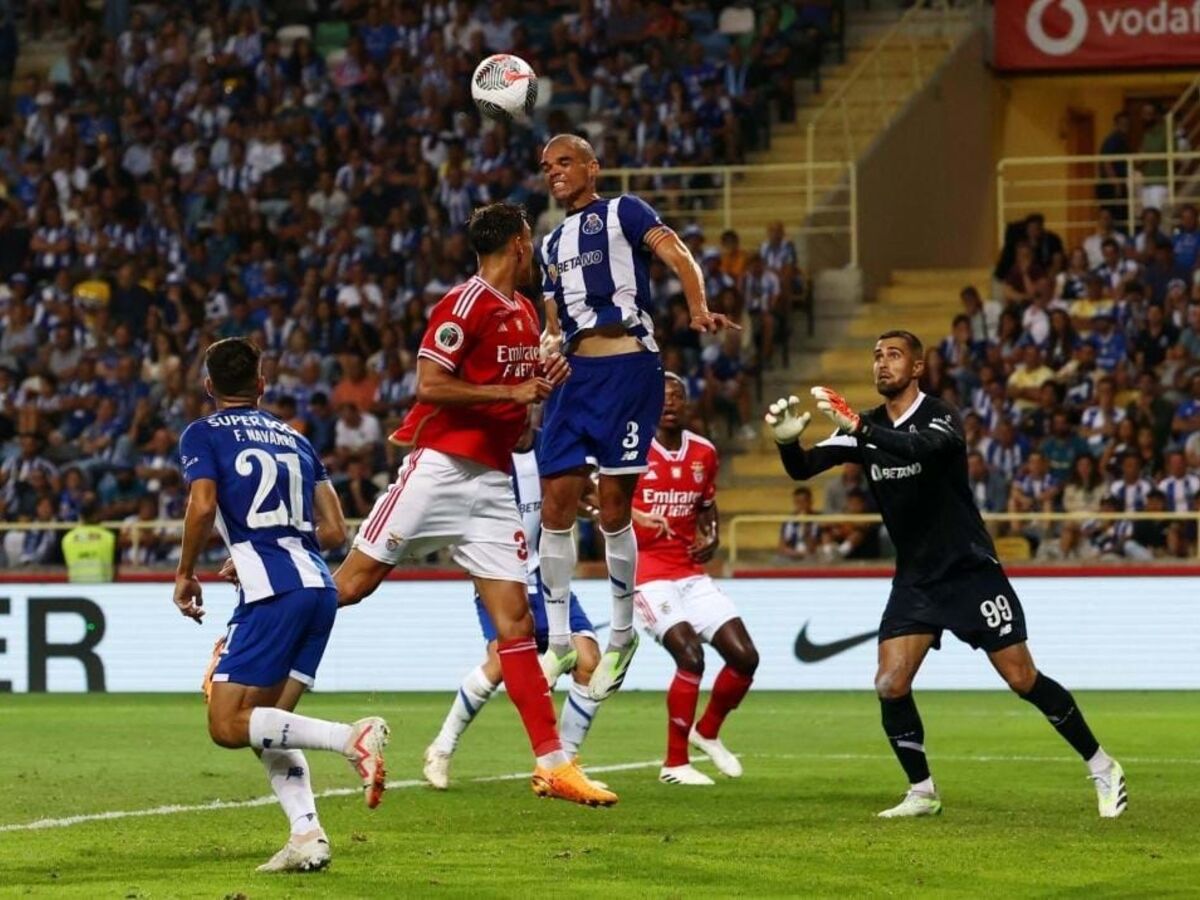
[979, 594, 1013, 629]
[235, 449, 312, 531]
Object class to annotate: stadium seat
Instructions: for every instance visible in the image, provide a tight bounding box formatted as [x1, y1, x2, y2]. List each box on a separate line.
[718, 7, 755, 35]
[994, 536, 1032, 563]
[315, 20, 350, 57]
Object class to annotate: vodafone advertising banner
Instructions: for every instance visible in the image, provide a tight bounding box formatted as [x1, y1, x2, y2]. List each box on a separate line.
[994, 0, 1200, 71]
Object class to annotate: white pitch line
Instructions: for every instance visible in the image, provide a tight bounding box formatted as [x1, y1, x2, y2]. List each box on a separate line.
[752, 752, 1200, 765]
[0, 758, 666, 834]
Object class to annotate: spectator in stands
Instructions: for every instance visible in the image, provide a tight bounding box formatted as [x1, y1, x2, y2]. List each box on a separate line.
[1083, 208, 1130, 269]
[1172, 204, 1199, 273]
[960, 285, 1000, 342]
[1041, 411, 1091, 483]
[740, 253, 781, 368]
[1132, 303, 1178, 373]
[703, 331, 756, 441]
[1025, 213, 1064, 273]
[1096, 110, 1131, 221]
[337, 456, 381, 521]
[1062, 453, 1104, 513]
[982, 418, 1028, 482]
[1138, 103, 1169, 215]
[777, 486, 822, 561]
[1089, 311, 1127, 373]
[823, 462, 869, 515]
[1055, 248, 1092, 302]
[333, 401, 382, 470]
[824, 489, 880, 561]
[1082, 376, 1126, 453]
[1135, 206, 1170, 261]
[967, 450, 1008, 512]
[1008, 343, 1055, 414]
[1109, 451, 1154, 511]
[1004, 241, 1047, 306]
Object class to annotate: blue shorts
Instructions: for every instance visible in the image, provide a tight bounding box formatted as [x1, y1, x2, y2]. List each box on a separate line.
[212, 587, 337, 689]
[540, 351, 664, 476]
[474, 587, 596, 653]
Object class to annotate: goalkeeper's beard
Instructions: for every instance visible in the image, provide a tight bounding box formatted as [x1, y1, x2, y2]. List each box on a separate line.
[875, 375, 910, 399]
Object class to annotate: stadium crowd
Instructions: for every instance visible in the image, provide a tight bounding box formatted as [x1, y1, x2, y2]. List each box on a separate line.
[0, 0, 823, 566]
[780, 205, 1200, 563]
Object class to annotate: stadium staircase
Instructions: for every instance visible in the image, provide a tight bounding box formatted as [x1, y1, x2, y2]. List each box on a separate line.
[717, 3, 982, 563]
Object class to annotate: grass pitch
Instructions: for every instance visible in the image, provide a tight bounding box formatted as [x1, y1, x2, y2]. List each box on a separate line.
[0, 691, 1195, 897]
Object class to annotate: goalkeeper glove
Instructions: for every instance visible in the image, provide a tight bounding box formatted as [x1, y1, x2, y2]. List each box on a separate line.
[764, 395, 812, 444]
[810, 386, 861, 434]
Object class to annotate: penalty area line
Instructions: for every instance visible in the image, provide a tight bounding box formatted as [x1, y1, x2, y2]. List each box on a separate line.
[0, 758, 667, 834]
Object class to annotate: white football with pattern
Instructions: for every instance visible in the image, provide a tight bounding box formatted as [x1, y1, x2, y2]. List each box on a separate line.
[471, 54, 538, 123]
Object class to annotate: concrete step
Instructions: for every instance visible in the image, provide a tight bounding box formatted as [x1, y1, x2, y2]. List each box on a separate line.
[719, 484, 800, 515]
[873, 284, 964, 307]
[889, 268, 993, 287]
[846, 310, 949, 340]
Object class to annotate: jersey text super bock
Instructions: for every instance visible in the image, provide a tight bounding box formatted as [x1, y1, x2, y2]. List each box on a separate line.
[539, 195, 666, 352]
[180, 407, 335, 603]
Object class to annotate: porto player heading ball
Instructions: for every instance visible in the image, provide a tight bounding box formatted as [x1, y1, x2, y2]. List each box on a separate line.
[767, 330, 1126, 819]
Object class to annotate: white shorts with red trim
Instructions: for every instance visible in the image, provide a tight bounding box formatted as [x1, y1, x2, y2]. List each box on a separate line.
[353, 448, 528, 583]
[634, 574, 739, 644]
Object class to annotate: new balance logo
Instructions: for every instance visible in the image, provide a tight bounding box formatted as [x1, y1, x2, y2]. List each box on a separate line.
[621, 450, 638, 461]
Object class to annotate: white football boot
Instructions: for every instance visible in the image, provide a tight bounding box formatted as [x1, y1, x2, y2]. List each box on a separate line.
[659, 764, 715, 786]
[1090, 759, 1128, 819]
[423, 744, 452, 791]
[877, 788, 943, 818]
[343, 716, 390, 808]
[257, 829, 331, 873]
[587, 631, 639, 701]
[688, 727, 743, 778]
[539, 643, 578, 690]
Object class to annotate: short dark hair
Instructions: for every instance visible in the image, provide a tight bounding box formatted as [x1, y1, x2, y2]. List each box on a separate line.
[205, 337, 261, 399]
[467, 202, 528, 256]
[877, 329, 923, 356]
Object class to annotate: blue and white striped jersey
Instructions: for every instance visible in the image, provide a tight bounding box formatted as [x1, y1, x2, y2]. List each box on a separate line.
[179, 406, 335, 603]
[538, 194, 666, 352]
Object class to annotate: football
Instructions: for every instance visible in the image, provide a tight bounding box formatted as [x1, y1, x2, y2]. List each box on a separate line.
[471, 53, 538, 123]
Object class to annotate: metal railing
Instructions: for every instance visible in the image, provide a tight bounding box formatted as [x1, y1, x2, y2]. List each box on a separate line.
[802, 0, 975, 176]
[1166, 75, 1200, 160]
[606, 161, 858, 266]
[996, 151, 1200, 250]
[727, 510, 1200, 567]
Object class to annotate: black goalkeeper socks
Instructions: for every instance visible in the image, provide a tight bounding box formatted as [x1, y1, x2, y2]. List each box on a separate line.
[1019, 672, 1101, 761]
[880, 693, 931, 785]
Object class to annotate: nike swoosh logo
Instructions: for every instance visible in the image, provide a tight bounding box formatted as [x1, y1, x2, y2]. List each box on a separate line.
[793, 621, 878, 663]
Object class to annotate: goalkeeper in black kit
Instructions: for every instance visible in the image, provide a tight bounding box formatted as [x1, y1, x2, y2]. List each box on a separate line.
[766, 330, 1126, 819]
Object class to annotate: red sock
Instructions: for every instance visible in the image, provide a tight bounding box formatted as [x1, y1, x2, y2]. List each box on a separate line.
[497, 637, 562, 758]
[666, 670, 702, 767]
[696, 666, 753, 740]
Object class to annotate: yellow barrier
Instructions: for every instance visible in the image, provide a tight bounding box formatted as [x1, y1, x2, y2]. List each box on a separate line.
[996, 150, 1200, 249]
[728, 510, 1200, 567]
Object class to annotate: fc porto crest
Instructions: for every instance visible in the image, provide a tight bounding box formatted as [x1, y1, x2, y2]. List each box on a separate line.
[581, 212, 603, 236]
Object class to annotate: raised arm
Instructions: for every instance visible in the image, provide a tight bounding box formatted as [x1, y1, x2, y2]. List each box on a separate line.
[651, 228, 738, 333]
[811, 386, 963, 463]
[766, 395, 858, 480]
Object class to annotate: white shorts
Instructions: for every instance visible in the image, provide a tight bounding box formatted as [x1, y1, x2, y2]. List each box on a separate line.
[353, 448, 527, 583]
[634, 574, 739, 644]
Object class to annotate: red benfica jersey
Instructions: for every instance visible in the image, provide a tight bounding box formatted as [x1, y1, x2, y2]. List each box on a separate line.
[393, 276, 540, 472]
[632, 431, 719, 582]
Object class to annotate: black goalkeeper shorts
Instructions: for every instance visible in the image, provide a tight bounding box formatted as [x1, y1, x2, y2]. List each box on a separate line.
[879, 560, 1028, 653]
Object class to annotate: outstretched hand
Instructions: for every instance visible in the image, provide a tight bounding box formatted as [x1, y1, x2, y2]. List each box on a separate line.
[764, 395, 812, 444]
[810, 386, 861, 434]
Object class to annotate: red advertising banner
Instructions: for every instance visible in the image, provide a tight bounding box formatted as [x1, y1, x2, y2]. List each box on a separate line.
[994, 0, 1200, 71]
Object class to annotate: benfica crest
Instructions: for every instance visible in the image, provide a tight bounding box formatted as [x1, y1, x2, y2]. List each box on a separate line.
[691, 461, 705, 484]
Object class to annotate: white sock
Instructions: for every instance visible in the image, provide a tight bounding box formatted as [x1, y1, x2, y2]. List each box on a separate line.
[602, 524, 637, 644]
[1086, 747, 1114, 776]
[559, 680, 601, 757]
[249, 707, 353, 754]
[539, 526, 576, 646]
[261, 749, 321, 836]
[910, 777, 935, 795]
[432, 665, 500, 755]
[536, 749, 571, 769]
